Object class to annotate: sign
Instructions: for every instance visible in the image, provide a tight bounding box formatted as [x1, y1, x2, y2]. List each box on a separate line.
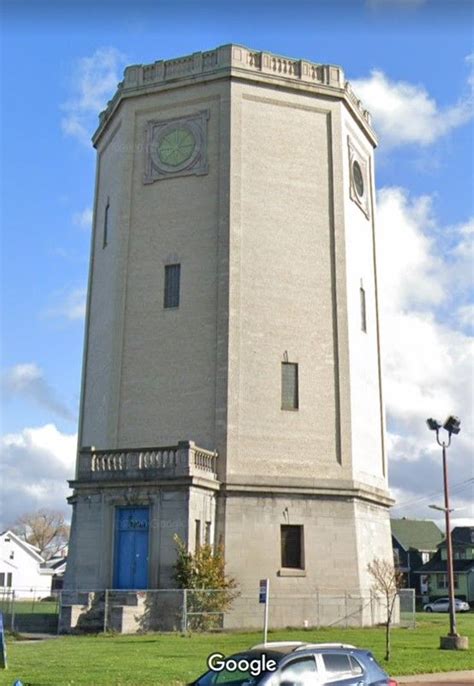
[0, 612, 7, 669]
[259, 579, 268, 604]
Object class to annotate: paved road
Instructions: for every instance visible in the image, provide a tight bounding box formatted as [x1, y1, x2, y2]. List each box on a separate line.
[396, 671, 474, 685]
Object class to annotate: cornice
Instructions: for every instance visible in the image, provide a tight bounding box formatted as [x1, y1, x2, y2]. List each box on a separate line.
[92, 44, 376, 147]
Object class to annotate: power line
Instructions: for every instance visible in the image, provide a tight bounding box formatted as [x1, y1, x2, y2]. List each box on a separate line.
[391, 478, 474, 511]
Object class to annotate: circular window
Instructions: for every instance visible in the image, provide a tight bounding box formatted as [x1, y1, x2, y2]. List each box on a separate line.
[352, 160, 364, 198]
[157, 127, 196, 168]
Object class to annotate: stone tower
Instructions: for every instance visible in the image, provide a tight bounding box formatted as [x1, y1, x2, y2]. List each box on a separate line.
[64, 45, 394, 628]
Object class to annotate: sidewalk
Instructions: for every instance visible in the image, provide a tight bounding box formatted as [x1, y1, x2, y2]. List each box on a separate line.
[396, 671, 474, 683]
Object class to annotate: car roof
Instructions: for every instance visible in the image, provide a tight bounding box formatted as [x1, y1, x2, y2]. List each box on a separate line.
[251, 641, 357, 653]
[250, 641, 306, 654]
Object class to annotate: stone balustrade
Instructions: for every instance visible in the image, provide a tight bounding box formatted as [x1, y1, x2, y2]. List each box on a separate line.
[77, 441, 218, 482]
[96, 44, 372, 137]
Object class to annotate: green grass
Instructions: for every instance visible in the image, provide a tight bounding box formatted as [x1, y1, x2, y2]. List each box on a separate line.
[2, 601, 59, 615]
[2, 613, 473, 686]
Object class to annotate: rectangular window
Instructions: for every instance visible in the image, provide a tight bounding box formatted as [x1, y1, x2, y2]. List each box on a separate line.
[205, 521, 212, 546]
[438, 573, 459, 589]
[103, 198, 110, 248]
[281, 362, 299, 410]
[360, 286, 367, 332]
[281, 524, 304, 569]
[7, 572, 12, 587]
[0, 573, 4, 586]
[164, 264, 181, 308]
[195, 519, 201, 551]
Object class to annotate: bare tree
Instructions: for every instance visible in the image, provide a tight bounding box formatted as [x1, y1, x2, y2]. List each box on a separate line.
[11, 509, 69, 560]
[368, 557, 404, 661]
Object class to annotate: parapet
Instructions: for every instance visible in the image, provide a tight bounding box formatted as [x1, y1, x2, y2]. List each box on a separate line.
[93, 44, 375, 146]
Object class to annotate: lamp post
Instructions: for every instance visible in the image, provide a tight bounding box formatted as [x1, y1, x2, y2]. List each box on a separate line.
[426, 416, 468, 650]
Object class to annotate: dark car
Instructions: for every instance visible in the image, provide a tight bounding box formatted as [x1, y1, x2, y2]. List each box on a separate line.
[189, 641, 398, 685]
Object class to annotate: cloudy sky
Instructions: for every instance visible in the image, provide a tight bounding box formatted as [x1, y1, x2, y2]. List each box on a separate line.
[1, 0, 473, 531]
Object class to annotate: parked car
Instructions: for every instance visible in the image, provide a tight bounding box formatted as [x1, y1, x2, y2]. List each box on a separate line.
[189, 641, 398, 685]
[423, 597, 470, 613]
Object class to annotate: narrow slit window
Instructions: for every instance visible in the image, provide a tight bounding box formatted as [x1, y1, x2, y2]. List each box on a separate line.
[281, 525, 304, 569]
[7, 572, 12, 587]
[360, 286, 367, 333]
[205, 521, 212, 546]
[103, 198, 110, 248]
[195, 519, 201, 551]
[281, 362, 299, 410]
[164, 264, 181, 309]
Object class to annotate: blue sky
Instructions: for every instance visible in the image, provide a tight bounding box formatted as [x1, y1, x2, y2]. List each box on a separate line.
[1, 0, 473, 528]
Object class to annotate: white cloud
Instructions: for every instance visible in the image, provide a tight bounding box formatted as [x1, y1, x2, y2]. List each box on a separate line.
[61, 47, 126, 146]
[73, 207, 93, 230]
[44, 287, 87, 321]
[0, 424, 76, 528]
[2, 363, 76, 421]
[352, 55, 473, 148]
[376, 187, 474, 523]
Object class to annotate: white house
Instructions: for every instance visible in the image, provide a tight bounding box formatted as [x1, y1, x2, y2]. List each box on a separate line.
[0, 530, 53, 599]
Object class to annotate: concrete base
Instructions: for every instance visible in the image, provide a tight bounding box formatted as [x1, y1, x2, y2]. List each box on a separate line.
[439, 635, 469, 650]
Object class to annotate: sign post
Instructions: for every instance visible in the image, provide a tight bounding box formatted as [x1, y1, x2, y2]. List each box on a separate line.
[0, 612, 7, 669]
[259, 578, 270, 645]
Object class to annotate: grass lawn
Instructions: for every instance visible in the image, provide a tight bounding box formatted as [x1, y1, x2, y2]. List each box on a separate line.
[4, 601, 59, 615]
[3, 612, 473, 686]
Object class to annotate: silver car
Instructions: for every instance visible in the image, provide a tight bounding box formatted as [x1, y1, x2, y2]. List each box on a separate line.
[423, 597, 470, 612]
[189, 641, 399, 685]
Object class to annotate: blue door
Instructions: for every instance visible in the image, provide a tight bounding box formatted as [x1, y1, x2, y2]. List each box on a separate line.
[114, 507, 149, 589]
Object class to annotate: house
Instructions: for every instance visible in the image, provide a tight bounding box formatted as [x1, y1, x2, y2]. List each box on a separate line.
[391, 518, 444, 595]
[42, 554, 67, 593]
[0, 530, 53, 599]
[416, 526, 474, 604]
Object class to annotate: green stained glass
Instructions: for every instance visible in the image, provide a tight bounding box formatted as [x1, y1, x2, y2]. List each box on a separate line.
[158, 127, 196, 167]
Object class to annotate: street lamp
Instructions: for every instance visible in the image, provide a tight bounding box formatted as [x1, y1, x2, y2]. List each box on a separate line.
[426, 415, 468, 650]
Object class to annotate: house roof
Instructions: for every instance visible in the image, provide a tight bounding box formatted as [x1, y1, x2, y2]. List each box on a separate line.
[0, 530, 45, 563]
[391, 518, 444, 552]
[438, 527, 474, 548]
[414, 552, 474, 574]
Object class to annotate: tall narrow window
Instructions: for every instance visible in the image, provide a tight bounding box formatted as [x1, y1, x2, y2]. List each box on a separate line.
[195, 519, 201, 551]
[6, 572, 12, 587]
[164, 264, 181, 308]
[205, 521, 212, 546]
[360, 285, 367, 332]
[281, 525, 304, 569]
[281, 362, 299, 410]
[0, 573, 4, 586]
[103, 198, 110, 248]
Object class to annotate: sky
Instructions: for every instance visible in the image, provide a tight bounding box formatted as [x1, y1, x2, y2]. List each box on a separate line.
[1, 0, 473, 532]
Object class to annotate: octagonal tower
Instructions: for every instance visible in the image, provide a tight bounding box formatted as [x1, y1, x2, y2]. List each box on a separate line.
[64, 45, 394, 629]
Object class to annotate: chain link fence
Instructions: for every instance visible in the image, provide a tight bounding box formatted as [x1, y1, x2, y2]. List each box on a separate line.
[0, 587, 414, 634]
[54, 588, 412, 634]
[0, 588, 60, 633]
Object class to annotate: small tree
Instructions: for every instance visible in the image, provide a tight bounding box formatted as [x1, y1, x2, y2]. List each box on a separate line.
[11, 509, 69, 560]
[368, 557, 404, 661]
[174, 535, 239, 630]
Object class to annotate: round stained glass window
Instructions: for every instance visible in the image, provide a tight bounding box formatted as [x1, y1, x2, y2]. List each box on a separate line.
[157, 127, 196, 168]
[352, 160, 364, 197]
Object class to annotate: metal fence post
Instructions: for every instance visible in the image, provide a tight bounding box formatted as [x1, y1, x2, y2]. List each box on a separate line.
[57, 590, 62, 635]
[182, 589, 187, 633]
[104, 589, 109, 633]
[345, 593, 348, 628]
[316, 590, 320, 630]
[10, 591, 15, 632]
